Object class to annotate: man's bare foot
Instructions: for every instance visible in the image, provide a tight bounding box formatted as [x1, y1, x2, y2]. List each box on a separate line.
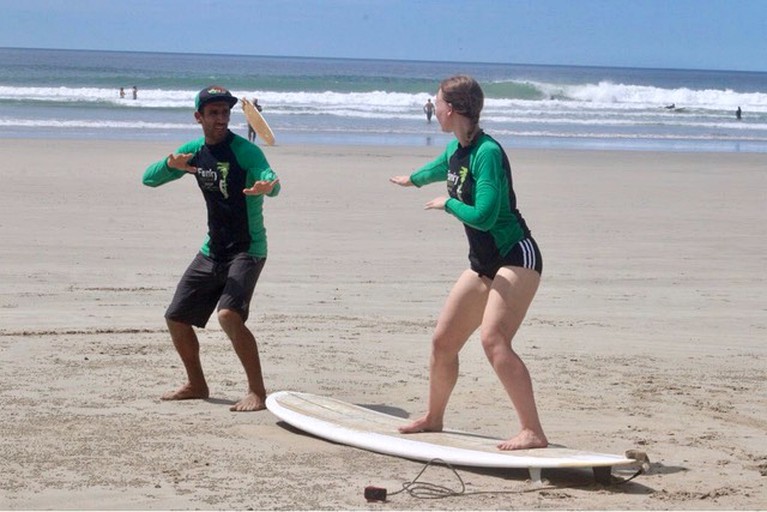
[398, 415, 443, 434]
[161, 382, 209, 401]
[497, 429, 548, 450]
[230, 391, 266, 412]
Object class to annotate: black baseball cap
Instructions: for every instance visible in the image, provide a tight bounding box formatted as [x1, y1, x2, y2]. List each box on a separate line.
[195, 85, 238, 111]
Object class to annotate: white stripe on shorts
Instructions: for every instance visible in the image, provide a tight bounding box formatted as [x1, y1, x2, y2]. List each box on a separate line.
[520, 238, 535, 270]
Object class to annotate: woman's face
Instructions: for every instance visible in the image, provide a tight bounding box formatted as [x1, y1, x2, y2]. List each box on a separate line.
[434, 88, 452, 132]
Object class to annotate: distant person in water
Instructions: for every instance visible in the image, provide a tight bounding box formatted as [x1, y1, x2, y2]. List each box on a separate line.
[132, 86, 138, 100]
[736, 106, 742, 120]
[248, 98, 263, 142]
[423, 98, 435, 123]
[119, 87, 125, 99]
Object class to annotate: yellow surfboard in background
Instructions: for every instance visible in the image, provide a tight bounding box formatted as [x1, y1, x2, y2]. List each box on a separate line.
[241, 97, 275, 146]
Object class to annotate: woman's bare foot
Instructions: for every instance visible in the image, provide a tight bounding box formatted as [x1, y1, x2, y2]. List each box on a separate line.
[161, 382, 209, 401]
[497, 429, 548, 450]
[230, 391, 266, 412]
[398, 415, 443, 434]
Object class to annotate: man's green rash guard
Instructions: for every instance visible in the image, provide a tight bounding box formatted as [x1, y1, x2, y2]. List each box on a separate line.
[142, 131, 280, 259]
[410, 132, 531, 265]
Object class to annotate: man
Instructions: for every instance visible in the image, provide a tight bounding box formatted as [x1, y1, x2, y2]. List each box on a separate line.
[247, 97, 263, 142]
[423, 98, 435, 123]
[142, 85, 280, 412]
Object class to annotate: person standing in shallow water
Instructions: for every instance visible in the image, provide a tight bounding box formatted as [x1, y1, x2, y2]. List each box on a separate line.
[142, 85, 280, 412]
[248, 98, 263, 142]
[423, 98, 435, 123]
[390, 75, 548, 450]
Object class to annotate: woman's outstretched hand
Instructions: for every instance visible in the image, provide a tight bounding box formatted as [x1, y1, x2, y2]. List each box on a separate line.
[424, 196, 447, 210]
[389, 175, 413, 187]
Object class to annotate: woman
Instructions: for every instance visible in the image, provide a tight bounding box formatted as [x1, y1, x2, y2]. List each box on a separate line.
[390, 75, 547, 450]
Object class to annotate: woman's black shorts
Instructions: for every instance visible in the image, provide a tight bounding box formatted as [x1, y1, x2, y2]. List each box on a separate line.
[471, 236, 543, 279]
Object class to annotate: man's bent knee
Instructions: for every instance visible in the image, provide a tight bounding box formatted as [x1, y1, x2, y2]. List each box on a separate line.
[166, 317, 193, 334]
[217, 308, 244, 328]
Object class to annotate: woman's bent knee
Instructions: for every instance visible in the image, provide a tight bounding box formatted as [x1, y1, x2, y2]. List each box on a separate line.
[480, 330, 510, 361]
[431, 331, 463, 361]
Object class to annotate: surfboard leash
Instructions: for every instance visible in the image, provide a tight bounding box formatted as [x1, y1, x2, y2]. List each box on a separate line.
[367, 458, 555, 502]
[365, 454, 648, 503]
[610, 449, 651, 485]
[385, 458, 467, 500]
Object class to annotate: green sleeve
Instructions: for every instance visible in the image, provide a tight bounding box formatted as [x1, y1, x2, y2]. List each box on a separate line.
[410, 142, 455, 187]
[142, 139, 203, 187]
[230, 135, 280, 257]
[231, 136, 281, 196]
[444, 143, 502, 231]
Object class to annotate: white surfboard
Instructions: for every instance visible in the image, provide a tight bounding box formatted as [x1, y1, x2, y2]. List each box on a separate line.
[265, 391, 637, 483]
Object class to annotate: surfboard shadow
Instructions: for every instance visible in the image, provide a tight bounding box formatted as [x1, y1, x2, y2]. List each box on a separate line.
[357, 403, 410, 418]
[274, 420, 316, 437]
[203, 397, 236, 406]
[450, 464, 655, 494]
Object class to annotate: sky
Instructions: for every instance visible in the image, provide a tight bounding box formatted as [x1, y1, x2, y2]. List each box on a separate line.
[0, 0, 764, 72]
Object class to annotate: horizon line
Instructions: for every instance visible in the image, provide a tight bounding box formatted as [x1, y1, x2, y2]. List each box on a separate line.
[0, 45, 763, 75]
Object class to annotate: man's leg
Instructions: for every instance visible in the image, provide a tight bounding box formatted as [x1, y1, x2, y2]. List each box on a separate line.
[161, 318, 209, 400]
[218, 309, 266, 411]
[217, 254, 267, 412]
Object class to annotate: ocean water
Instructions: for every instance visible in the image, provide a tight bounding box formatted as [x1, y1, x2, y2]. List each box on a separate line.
[1, 47, 766, 152]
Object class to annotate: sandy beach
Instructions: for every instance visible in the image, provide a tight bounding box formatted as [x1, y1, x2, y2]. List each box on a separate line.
[0, 139, 765, 510]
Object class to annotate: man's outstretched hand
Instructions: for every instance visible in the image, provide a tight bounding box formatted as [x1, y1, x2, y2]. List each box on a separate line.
[243, 179, 280, 196]
[166, 153, 197, 173]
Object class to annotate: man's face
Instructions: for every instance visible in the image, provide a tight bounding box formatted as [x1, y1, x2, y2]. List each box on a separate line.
[195, 101, 231, 144]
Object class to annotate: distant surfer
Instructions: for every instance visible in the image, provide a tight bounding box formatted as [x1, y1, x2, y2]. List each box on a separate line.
[423, 98, 435, 123]
[142, 85, 281, 412]
[736, 106, 742, 120]
[664, 103, 675, 109]
[390, 75, 548, 451]
[248, 98, 263, 142]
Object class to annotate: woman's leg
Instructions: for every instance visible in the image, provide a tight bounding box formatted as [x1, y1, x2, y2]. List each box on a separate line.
[481, 266, 548, 450]
[399, 269, 490, 433]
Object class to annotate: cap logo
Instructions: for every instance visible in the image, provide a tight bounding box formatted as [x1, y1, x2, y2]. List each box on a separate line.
[207, 87, 227, 95]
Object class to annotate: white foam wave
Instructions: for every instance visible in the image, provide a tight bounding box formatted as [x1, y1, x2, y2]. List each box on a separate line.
[562, 81, 767, 111]
[3, 117, 765, 144]
[0, 118, 191, 129]
[3, 83, 766, 114]
[491, 129, 767, 142]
